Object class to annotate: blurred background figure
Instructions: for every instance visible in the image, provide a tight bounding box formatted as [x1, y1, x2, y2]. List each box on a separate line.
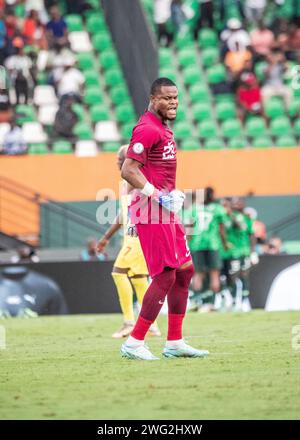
[263, 236, 286, 255]
[2, 120, 27, 155]
[11, 246, 39, 263]
[80, 238, 107, 262]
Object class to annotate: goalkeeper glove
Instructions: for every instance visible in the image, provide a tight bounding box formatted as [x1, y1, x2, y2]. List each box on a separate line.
[141, 182, 185, 214]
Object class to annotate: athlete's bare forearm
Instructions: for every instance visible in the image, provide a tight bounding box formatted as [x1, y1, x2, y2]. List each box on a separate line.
[121, 158, 147, 190]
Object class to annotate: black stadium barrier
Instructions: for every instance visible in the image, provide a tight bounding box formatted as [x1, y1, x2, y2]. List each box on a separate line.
[1, 255, 299, 314]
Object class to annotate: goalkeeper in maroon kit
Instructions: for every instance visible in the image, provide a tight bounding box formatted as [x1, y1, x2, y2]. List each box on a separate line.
[120, 78, 209, 360]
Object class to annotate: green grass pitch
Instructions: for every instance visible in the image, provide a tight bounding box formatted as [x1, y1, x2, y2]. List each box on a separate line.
[1, 311, 300, 420]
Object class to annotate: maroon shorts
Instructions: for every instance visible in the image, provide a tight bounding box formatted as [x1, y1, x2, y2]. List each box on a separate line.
[136, 221, 192, 278]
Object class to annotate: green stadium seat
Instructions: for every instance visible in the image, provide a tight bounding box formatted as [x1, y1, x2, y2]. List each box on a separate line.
[99, 50, 119, 70]
[77, 53, 94, 70]
[270, 116, 292, 136]
[190, 83, 210, 103]
[180, 138, 200, 150]
[74, 122, 93, 140]
[294, 86, 300, 99]
[90, 104, 110, 122]
[15, 105, 36, 124]
[92, 32, 112, 52]
[121, 123, 134, 141]
[204, 137, 225, 150]
[175, 106, 185, 122]
[198, 120, 218, 138]
[221, 119, 242, 138]
[115, 103, 135, 124]
[182, 65, 201, 86]
[252, 136, 273, 148]
[52, 140, 73, 154]
[288, 99, 300, 117]
[104, 68, 124, 87]
[84, 87, 103, 105]
[28, 143, 48, 154]
[159, 67, 177, 82]
[276, 134, 297, 147]
[254, 61, 267, 81]
[159, 48, 172, 68]
[177, 48, 197, 67]
[102, 142, 120, 152]
[293, 118, 300, 135]
[84, 70, 100, 86]
[175, 32, 193, 49]
[37, 71, 47, 85]
[265, 98, 285, 119]
[110, 85, 130, 105]
[215, 101, 236, 120]
[72, 104, 86, 122]
[245, 117, 267, 138]
[66, 15, 83, 32]
[192, 102, 211, 122]
[174, 121, 193, 140]
[214, 93, 235, 103]
[207, 64, 226, 84]
[228, 137, 247, 149]
[199, 28, 218, 48]
[86, 14, 106, 34]
[202, 47, 219, 67]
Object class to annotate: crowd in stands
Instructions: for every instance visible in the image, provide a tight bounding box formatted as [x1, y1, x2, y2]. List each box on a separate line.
[0, 0, 128, 156]
[152, 0, 300, 149]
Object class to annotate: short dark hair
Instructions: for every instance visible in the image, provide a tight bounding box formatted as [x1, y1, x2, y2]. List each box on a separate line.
[150, 77, 177, 96]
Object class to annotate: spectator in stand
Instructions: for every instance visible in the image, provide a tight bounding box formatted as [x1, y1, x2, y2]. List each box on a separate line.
[80, 238, 107, 262]
[250, 21, 275, 62]
[2, 120, 27, 155]
[46, 41, 75, 87]
[54, 95, 78, 139]
[194, 0, 214, 39]
[57, 60, 84, 103]
[263, 237, 286, 255]
[22, 9, 48, 50]
[24, 0, 48, 24]
[225, 41, 253, 79]
[171, 0, 186, 35]
[154, 0, 172, 47]
[287, 24, 300, 61]
[0, 89, 13, 123]
[46, 5, 68, 48]
[244, 0, 266, 25]
[0, 10, 6, 64]
[5, 9, 18, 41]
[261, 48, 293, 108]
[11, 246, 40, 263]
[5, 42, 33, 104]
[236, 72, 263, 122]
[220, 18, 251, 58]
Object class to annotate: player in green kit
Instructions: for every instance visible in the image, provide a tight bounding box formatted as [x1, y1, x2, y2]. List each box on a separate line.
[187, 187, 228, 312]
[230, 198, 258, 311]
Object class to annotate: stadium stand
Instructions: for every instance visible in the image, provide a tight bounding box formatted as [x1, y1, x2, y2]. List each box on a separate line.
[0, 0, 135, 155]
[1, 1, 300, 154]
[148, 0, 300, 150]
